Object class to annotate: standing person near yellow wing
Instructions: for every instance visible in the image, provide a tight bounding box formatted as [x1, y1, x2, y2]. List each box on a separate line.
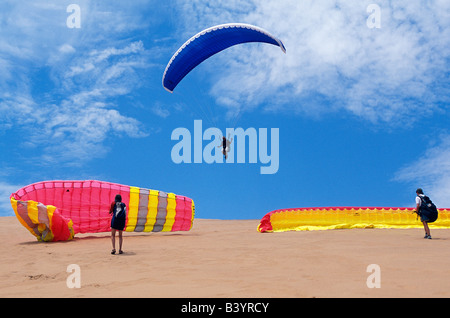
[415, 188, 438, 239]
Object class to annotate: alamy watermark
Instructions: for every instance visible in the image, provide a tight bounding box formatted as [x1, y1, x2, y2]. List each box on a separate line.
[65, 3, 380, 30]
[66, 264, 81, 288]
[66, 4, 81, 29]
[367, 4, 381, 29]
[366, 264, 381, 288]
[171, 120, 279, 175]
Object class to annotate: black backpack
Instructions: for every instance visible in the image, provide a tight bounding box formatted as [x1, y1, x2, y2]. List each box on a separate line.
[114, 202, 126, 219]
[419, 195, 438, 223]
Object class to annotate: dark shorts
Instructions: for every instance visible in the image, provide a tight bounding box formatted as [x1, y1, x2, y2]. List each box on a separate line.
[420, 211, 437, 223]
[111, 216, 126, 231]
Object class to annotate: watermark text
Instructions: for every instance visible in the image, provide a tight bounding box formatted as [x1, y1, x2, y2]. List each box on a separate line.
[171, 120, 279, 174]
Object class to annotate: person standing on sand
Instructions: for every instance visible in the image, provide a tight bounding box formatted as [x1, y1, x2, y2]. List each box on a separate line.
[109, 194, 126, 254]
[415, 188, 435, 239]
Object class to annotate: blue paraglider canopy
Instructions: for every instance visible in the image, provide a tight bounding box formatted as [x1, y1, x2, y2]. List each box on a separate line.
[162, 23, 286, 93]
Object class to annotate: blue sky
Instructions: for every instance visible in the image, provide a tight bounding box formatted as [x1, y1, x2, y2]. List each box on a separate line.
[1, 0, 449, 219]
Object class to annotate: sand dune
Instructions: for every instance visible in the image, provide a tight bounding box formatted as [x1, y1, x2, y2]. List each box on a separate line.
[1, 216, 449, 298]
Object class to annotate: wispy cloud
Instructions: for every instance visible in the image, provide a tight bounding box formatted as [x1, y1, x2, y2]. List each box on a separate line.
[175, 0, 450, 124]
[0, 1, 163, 166]
[394, 134, 450, 207]
[1, 40, 151, 164]
[151, 102, 171, 118]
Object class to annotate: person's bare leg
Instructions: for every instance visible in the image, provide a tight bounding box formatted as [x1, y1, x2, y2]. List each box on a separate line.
[111, 229, 116, 252]
[118, 230, 123, 253]
[423, 221, 431, 238]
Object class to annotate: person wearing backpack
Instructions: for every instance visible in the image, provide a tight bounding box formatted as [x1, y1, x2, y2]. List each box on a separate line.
[414, 188, 438, 239]
[109, 194, 127, 254]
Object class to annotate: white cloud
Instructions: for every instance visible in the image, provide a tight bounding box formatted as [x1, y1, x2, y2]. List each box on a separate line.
[91, 41, 145, 63]
[0, 40, 150, 164]
[175, 0, 450, 124]
[0, 2, 160, 165]
[59, 44, 76, 54]
[152, 103, 171, 118]
[394, 135, 450, 207]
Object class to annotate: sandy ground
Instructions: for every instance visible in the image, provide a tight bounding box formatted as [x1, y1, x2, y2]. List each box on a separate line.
[1, 216, 449, 298]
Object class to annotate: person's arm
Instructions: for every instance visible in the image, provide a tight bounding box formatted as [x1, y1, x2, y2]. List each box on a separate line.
[415, 197, 421, 213]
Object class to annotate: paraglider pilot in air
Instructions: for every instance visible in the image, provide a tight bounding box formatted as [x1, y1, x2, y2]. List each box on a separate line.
[218, 134, 233, 160]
